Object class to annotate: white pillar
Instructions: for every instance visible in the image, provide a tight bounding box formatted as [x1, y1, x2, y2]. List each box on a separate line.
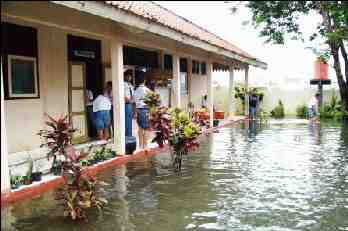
[229, 66, 235, 117]
[187, 58, 192, 104]
[1, 59, 10, 193]
[111, 38, 126, 154]
[207, 62, 214, 127]
[172, 54, 181, 108]
[244, 65, 249, 117]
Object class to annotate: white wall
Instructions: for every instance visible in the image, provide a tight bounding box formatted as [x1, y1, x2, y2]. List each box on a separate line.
[191, 74, 208, 110]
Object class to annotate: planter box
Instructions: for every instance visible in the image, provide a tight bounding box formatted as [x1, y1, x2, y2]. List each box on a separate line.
[214, 111, 225, 120]
[198, 112, 209, 120]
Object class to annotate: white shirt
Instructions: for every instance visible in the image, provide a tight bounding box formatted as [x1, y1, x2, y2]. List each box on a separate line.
[104, 90, 112, 104]
[134, 84, 151, 109]
[202, 98, 208, 108]
[93, 94, 111, 112]
[124, 82, 134, 101]
[86, 90, 93, 106]
[308, 97, 318, 110]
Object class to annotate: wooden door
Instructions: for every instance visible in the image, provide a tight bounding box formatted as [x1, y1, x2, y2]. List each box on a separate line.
[68, 61, 88, 143]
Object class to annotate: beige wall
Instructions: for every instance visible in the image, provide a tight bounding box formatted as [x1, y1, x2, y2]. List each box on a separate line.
[191, 74, 208, 110]
[2, 16, 111, 154]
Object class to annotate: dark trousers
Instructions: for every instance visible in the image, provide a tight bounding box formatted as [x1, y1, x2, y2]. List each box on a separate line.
[125, 103, 133, 136]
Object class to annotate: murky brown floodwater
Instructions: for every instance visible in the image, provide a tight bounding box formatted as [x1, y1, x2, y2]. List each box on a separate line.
[2, 120, 348, 231]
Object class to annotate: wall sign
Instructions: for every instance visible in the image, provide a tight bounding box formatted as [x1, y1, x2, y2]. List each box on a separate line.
[74, 50, 95, 59]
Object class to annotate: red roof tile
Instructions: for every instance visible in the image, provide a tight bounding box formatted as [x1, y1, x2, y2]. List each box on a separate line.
[104, 1, 258, 61]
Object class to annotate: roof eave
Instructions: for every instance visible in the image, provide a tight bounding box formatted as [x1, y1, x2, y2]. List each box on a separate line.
[51, 1, 267, 69]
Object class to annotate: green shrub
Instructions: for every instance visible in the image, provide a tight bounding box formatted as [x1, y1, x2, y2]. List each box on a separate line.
[270, 100, 285, 118]
[296, 104, 308, 118]
[320, 92, 346, 120]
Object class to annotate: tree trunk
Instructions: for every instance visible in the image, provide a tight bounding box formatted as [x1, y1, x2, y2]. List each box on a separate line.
[339, 41, 348, 113]
[318, 1, 348, 114]
[330, 44, 348, 113]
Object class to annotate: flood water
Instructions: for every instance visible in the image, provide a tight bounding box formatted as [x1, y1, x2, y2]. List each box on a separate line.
[2, 120, 348, 231]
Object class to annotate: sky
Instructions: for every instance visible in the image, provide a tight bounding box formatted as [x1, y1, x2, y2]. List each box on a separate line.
[154, 1, 338, 90]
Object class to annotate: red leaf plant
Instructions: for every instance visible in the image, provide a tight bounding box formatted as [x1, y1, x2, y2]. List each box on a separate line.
[38, 114, 107, 221]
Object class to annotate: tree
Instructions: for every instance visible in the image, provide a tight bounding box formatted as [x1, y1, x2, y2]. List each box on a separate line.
[229, 1, 348, 113]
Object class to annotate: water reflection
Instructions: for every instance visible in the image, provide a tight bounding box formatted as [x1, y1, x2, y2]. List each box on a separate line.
[309, 122, 322, 144]
[1, 121, 348, 231]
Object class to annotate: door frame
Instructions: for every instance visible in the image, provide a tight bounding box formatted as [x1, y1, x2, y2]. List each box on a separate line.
[68, 61, 89, 143]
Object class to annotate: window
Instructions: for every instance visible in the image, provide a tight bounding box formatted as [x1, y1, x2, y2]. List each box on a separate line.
[201, 62, 207, 75]
[7, 55, 38, 98]
[180, 72, 188, 95]
[2, 22, 39, 99]
[164, 54, 173, 70]
[180, 58, 187, 73]
[192, 60, 200, 74]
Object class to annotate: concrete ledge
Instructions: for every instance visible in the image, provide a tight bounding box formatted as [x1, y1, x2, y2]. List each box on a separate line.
[1, 117, 244, 207]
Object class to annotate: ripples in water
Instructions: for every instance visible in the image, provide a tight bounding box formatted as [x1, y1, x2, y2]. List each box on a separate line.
[2, 120, 348, 231]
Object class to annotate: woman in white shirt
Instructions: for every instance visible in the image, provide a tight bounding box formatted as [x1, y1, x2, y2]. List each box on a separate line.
[93, 86, 112, 140]
[134, 71, 151, 148]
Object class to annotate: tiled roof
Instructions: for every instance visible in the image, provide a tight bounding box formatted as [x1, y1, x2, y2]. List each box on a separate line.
[104, 1, 258, 62]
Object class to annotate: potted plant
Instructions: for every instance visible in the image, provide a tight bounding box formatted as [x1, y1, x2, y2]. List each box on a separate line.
[51, 159, 62, 176]
[10, 175, 22, 189]
[38, 114, 107, 221]
[22, 159, 33, 185]
[31, 160, 43, 182]
[169, 108, 201, 171]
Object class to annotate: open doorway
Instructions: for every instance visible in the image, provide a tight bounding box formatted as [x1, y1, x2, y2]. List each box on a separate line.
[67, 35, 103, 142]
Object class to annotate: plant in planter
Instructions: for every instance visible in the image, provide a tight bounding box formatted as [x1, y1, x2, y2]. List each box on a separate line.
[143, 91, 161, 110]
[296, 104, 309, 118]
[149, 106, 171, 148]
[51, 159, 63, 176]
[270, 100, 285, 118]
[10, 175, 22, 189]
[31, 159, 43, 182]
[38, 114, 107, 221]
[22, 159, 34, 185]
[169, 108, 201, 172]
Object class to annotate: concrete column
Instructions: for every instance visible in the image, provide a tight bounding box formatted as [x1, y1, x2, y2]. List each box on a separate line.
[111, 38, 125, 154]
[172, 54, 181, 108]
[207, 62, 214, 127]
[244, 65, 249, 117]
[229, 66, 235, 117]
[187, 58, 192, 103]
[1, 59, 11, 193]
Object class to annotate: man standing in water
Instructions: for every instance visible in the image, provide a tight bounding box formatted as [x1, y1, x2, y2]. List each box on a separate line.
[308, 93, 320, 123]
[249, 90, 259, 120]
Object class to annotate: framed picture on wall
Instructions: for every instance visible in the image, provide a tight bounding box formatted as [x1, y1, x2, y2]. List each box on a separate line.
[7, 55, 39, 98]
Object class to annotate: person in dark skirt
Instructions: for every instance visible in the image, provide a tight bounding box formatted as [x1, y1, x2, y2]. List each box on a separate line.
[133, 71, 151, 149]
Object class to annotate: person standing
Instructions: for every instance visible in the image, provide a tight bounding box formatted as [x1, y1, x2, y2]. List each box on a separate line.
[105, 81, 114, 130]
[249, 90, 259, 120]
[124, 70, 134, 137]
[93, 86, 112, 140]
[201, 95, 208, 109]
[134, 71, 151, 149]
[308, 93, 320, 123]
[85, 89, 95, 137]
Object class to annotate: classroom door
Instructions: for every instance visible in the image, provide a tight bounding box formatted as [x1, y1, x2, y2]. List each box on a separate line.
[68, 61, 88, 143]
